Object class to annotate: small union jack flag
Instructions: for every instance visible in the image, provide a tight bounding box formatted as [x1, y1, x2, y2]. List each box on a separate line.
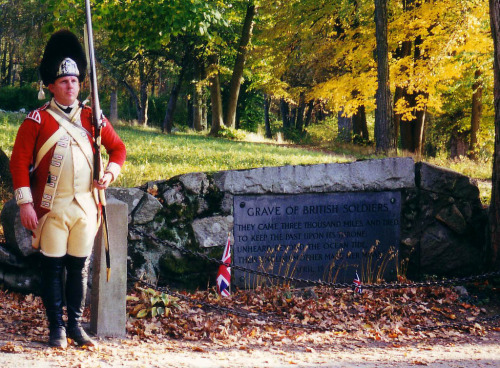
[353, 272, 363, 294]
[216, 233, 231, 297]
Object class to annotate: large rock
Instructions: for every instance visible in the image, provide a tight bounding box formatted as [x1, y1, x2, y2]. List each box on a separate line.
[192, 216, 234, 248]
[401, 163, 487, 278]
[0, 244, 28, 268]
[436, 204, 467, 235]
[0, 199, 36, 257]
[0, 148, 12, 191]
[420, 224, 482, 275]
[213, 157, 415, 194]
[107, 187, 162, 225]
[417, 162, 480, 199]
[132, 193, 163, 225]
[0, 158, 490, 290]
[0, 266, 40, 292]
[106, 188, 144, 223]
[179, 172, 209, 195]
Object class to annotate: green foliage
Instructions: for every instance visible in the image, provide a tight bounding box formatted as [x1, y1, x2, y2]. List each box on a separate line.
[127, 287, 179, 319]
[113, 94, 137, 123]
[147, 95, 189, 129]
[237, 88, 265, 133]
[214, 126, 247, 140]
[0, 87, 49, 112]
[304, 118, 338, 144]
[0, 113, 21, 155]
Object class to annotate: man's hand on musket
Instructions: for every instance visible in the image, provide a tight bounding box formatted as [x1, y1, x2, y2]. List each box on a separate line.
[19, 203, 38, 231]
[93, 171, 113, 190]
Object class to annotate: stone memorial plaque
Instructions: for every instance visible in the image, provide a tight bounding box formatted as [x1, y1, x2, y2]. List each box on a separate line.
[233, 192, 401, 288]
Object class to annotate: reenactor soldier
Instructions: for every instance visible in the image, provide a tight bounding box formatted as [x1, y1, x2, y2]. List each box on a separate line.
[10, 30, 126, 348]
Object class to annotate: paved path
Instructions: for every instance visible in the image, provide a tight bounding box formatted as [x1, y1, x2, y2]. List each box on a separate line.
[1, 330, 499, 367]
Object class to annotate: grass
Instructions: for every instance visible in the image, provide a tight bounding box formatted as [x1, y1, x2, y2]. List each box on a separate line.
[96, 124, 354, 188]
[0, 112, 354, 189]
[0, 111, 494, 201]
[427, 155, 493, 180]
[0, 112, 23, 157]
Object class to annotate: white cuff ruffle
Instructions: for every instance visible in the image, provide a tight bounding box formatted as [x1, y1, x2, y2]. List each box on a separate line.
[105, 162, 121, 183]
[15, 187, 33, 205]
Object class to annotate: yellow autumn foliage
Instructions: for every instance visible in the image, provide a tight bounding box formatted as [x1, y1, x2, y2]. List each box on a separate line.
[252, 0, 492, 122]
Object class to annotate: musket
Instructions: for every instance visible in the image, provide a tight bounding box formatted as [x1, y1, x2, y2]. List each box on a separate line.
[84, 0, 111, 282]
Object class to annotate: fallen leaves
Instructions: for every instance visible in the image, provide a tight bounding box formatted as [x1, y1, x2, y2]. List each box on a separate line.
[0, 280, 498, 357]
[0, 342, 24, 353]
[122, 283, 499, 344]
[412, 360, 428, 365]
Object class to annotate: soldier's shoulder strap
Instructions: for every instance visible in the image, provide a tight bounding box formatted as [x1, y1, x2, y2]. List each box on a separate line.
[25, 102, 50, 124]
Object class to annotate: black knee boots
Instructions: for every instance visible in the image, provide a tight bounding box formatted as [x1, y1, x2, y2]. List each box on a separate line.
[40, 255, 67, 348]
[65, 255, 96, 347]
[40, 254, 96, 348]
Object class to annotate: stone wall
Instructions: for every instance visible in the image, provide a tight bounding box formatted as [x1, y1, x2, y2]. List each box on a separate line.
[0, 158, 488, 292]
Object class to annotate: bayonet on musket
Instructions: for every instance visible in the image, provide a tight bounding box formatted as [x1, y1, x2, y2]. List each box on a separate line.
[84, 0, 111, 282]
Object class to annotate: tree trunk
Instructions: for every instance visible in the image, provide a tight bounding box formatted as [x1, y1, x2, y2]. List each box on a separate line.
[224, 4, 257, 128]
[353, 105, 369, 142]
[399, 91, 427, 155]
[138, 59, 149, 126]
[351, 90, 369, 142]
[109, 88, 118, 124]
[394, 40, 412, 144]
[187, 96, 194, 129]
[264, 94, 272, 139]
[489, 0, 500, 268]
[193, 84, 203, 131]
[122, 80, 141, 123]
[374, 0, 395, 153]
[450, 128, 469, 158]
[202, 103, 208, 130]
[1, 43, 7, 85]
[290, 107, 297, 131]
[8, 44, 16, 86]
[337, 109, 352, 143]
[139, 81, 148, 126]
[193, 61, 205, 131]
[4, 43, 15, 86]
[399, 37, 428, 155]
[162, 52, 189, 133]
[280, 99, 290, 129]
[304, 100, 314, 127]
[296, 92, 306, 132]
[316, 101, 326, 122]
[470, 69, 483, 160]
[209, 55, 224, 136]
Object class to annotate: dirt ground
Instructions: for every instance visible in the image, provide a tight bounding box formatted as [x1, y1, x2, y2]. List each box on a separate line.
[0, 327, 499, 368]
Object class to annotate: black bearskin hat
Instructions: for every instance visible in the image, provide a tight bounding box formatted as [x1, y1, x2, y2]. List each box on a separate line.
[39, 30, 87, 86]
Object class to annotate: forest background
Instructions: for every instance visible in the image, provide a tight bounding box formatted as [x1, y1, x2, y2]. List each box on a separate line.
[0, 0, 494, 160]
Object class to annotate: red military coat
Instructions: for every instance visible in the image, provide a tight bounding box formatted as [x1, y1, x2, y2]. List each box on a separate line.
[10, 101, 126, 219]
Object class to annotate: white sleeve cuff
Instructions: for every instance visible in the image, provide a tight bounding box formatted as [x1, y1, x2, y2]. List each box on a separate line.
[15, 187, 33, 205]
[105, 162, 121, 183]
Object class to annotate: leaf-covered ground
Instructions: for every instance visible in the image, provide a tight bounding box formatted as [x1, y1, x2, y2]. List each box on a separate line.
[0, 284, 499, 367]
[125, 283, 500, 342]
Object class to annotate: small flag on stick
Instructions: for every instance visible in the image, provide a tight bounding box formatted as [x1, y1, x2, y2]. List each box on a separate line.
[353, 271, 363, 294]
[217, 233, 231, 297]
